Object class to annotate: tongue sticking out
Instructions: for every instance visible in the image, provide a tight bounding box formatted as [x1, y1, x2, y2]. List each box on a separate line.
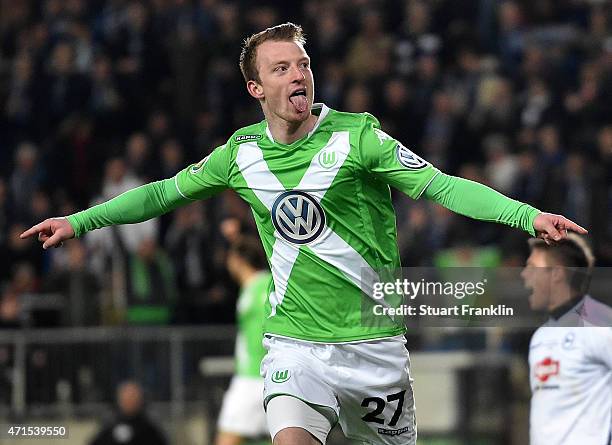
[289, 94, 308, 113]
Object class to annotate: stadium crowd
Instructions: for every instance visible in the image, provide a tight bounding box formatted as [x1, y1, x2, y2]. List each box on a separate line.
[1, 0, 611, 328]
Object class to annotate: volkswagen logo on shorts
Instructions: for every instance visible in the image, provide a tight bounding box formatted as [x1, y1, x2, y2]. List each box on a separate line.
[272, 191, 326, 244]
[396, 143, 427, 169]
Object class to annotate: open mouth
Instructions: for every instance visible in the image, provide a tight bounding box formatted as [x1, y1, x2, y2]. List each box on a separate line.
[289, 89, 308, 113]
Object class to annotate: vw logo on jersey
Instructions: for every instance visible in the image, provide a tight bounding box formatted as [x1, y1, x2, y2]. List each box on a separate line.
[272, 191, 326, 244]
[396, 143, 427, 170]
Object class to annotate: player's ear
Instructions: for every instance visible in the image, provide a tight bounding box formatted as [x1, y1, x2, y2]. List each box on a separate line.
[247, 79, 264, 100]
[551, 266, 566, 284]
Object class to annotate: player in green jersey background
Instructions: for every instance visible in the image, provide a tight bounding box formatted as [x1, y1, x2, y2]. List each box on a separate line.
[216, 236, 271, 445]
[22, 22, 587, 445]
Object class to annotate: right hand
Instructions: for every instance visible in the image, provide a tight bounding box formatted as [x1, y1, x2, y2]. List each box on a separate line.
[19, 217, 75, 249]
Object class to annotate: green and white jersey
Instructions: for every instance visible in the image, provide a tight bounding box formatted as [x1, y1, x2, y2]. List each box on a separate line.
[175, 104, 439, 342]
[235, 271, 271, 377]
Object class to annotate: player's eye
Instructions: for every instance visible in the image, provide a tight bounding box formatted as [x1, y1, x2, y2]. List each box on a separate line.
[274, 66, 287, 73]
[300, 62, 310, 69]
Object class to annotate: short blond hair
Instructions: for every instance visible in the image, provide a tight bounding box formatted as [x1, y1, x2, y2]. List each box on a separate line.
[528, 233, 595, 293]
[239, 22, 306, 82]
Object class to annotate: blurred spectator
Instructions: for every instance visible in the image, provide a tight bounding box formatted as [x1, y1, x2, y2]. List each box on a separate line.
[448, 46, 483, 115]
[1, 262, 38, 328]
[158, 138, 184, 178]
[89, 381, 167, 445]
[125, 237, 176, 325]
[344, 82, 372, 113]
[0, 286, 21, 328]
[519, 78, 557, 129]
[4, 52, 36, 140]
[497, 0, 527, 78]
[219, 217, 242, 245]
[9, 142, 44, 222]
[535, 125, 566, 201]
[52, 116, 102, 207]
[398, 203, 436, 267]
[564, 154, 590, 221]
[412, 52, 442, 113]
[101, 157, 140, 200]
[307, 6, 346, 65]
[193, 110, 219, 158]
[421, 91, 459, 170]
[29, 190, 53, 225]
[70, 20, 95, 74]
[483, 134, 519, 194]
[90, 54, 124, 123]
[40, 41, 91, 128]
[394, 0, 442, 77]
[125, 132, 153, 181]
[470, 76, 519, 138]
[379, 78, 421, 145]
[318, 61, 347, 110]
[564, 60, 612, 131]
[345, 9, 393, 81]
[146, 109, 173, 154]
[43, 239, 101, 326]
[164, 202, 215, 322]
[512, 150, 544, 205]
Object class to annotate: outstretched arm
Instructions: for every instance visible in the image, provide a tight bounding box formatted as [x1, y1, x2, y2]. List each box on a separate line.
[20, 178, 189, 249]
[21, 142, 231, 249]
[422, 173, 587, 241]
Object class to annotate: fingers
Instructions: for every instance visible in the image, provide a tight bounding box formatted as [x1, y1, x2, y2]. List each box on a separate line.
[558, 217, 588, 235]
[20, 217, 72, 249]
[20, 221, 48, 239]
[535, 213, 589, 244]
[542, 220, 562, 242]
[42, 232, 65, 250]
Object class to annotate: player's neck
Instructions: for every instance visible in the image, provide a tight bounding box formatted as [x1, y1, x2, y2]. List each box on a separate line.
[547, 287, 582, 318]
[266, 113, 318, 144]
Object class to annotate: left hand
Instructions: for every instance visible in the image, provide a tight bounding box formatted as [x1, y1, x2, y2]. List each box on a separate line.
[533, 212, 588, 244]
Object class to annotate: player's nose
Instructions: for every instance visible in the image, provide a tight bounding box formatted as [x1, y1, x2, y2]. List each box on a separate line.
[290, 64, 306, 82]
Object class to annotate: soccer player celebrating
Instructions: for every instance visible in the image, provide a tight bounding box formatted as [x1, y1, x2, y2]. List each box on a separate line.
[22, 23, 587, 445]
[522, 235, 612, 444]
[216, 236, 271, 445]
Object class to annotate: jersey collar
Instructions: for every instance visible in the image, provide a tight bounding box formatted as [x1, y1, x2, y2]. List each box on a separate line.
[549, 294, 585, 321]
[265, 103, 330, 144]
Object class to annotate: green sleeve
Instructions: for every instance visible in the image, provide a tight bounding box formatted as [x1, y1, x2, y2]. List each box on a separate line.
[359, 113, 439, 199]
[66, 143, 231, 238]
[422, 172, 541, 236]
[174, 143, 230, 200]
[66, 178, 190, 238]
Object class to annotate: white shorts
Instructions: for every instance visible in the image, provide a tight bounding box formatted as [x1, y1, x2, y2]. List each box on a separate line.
[261, 335, 416, 444]
[217, 376, 268, 437]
